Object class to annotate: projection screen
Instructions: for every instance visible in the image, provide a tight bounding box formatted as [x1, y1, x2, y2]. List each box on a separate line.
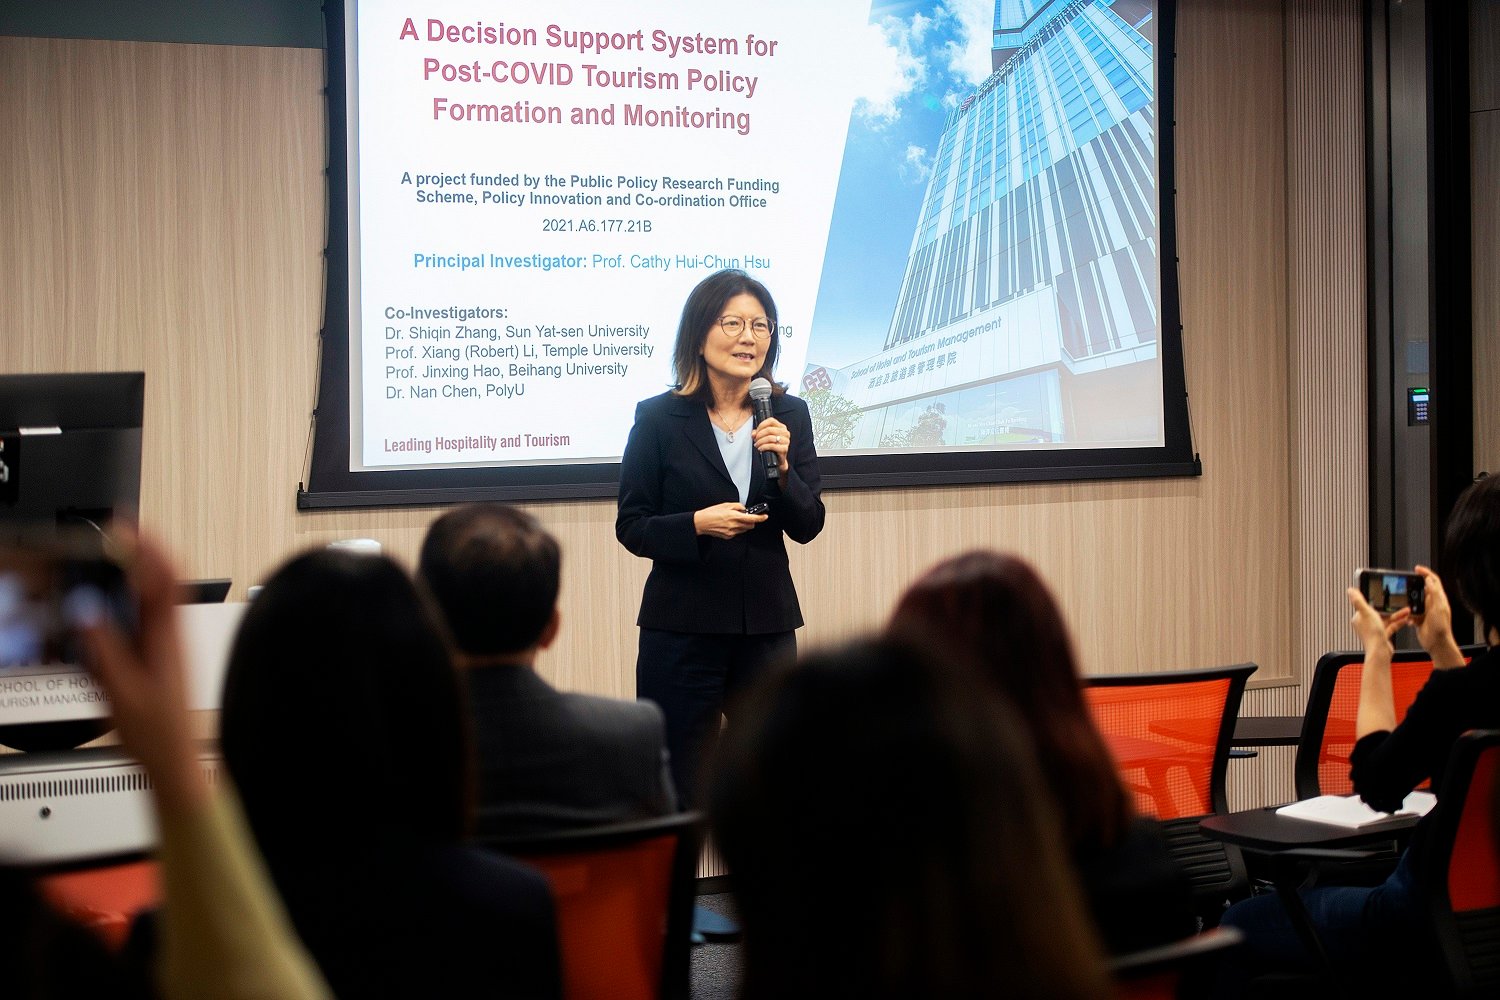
[301, 0, 1195, 507]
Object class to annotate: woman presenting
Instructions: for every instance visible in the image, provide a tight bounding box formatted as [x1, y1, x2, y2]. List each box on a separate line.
[617, 269, 824, 807]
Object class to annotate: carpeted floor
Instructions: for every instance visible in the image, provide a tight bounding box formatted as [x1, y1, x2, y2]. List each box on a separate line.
[690, 893, 743, 999]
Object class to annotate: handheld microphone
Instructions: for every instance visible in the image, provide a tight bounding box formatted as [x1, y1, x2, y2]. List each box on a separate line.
[748, 378, 779, 482]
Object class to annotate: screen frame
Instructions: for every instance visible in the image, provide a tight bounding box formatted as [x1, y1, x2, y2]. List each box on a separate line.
[300, 0, 1197, 510]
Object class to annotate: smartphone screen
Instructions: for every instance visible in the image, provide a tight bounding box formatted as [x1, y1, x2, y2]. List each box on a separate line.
[1356, 569, 1425, 615]
[0, 542, 132, 722]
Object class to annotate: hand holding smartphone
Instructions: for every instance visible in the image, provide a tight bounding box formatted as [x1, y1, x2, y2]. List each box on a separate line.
[1354, 567, 1426, 616]
[0, 538, 135, 672]
[0, 534, 138, 747]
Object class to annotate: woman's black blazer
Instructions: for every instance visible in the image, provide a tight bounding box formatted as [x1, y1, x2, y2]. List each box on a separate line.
[616, 390, 825, 635]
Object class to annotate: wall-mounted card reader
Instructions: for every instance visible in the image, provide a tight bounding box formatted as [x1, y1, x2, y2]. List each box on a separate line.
[1407, 386, 1430, 426]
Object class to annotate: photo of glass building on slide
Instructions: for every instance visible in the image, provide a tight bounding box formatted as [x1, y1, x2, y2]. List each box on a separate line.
[804, 0, 1161, 452]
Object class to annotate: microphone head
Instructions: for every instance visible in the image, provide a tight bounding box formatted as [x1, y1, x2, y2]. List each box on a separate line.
[748, 378, 773, 401]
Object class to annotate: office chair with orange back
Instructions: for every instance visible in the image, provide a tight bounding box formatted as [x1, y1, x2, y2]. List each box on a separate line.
[1083, 663, 1256, 922]
[35, 857, 160, 952]
[1295, 646, 1484, 800]
[482, 812, 700, 1000]
[1419, 728, 1500, 998]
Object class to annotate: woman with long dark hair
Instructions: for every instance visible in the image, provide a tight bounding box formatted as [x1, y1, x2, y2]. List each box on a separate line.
[11, 532, 334, 1000]
[218, 550, 560, 999]
[616, 268, 824, 808]
[888, 550, 1195, 954]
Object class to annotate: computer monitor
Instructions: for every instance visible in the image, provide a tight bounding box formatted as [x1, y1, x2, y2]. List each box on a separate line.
[0, 372, 145, 750]
[177, 578, 232, 605]
[0, 372, 144, 542]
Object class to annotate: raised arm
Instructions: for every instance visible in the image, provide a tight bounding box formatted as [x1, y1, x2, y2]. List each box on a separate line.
[1347, 586, 1409, 740]
[79, 533, 333, 1000]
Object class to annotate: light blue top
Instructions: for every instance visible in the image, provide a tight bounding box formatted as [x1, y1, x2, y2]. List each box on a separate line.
[712, 421, 754, 505]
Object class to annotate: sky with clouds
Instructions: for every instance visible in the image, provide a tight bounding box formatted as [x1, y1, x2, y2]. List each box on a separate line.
[807, 0, 997, 369]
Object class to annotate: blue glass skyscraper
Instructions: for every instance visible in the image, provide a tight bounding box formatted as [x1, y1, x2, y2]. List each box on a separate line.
[810, 0, 1162, 450]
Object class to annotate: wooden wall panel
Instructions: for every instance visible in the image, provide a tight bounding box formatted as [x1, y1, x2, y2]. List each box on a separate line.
[1475, 1, 1500, 475]
[1207, 0, 1371, 815]
[1473, 0, 1500, 115]
[0, 36, 326, 593]
[0, 0, 1306, 704]
[1229, 685, 1302, 811]
[1284, 0, 1368, 690]
[1476, 113, 1500, 475]
[3, 0, 1367, 834]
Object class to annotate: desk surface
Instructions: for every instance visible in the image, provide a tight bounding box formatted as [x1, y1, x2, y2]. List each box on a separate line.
[1231, 715, 1303, 747]
[1201, 805, 1416, 972]
[1200, 806, 1418, 852]
[1230, 716, 1302, 746]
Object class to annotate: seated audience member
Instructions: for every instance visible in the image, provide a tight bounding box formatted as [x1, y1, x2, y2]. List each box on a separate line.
[1218, 473, 1500, 990]
[215, 549, 561, 999]
[419, 503, 676, 836]
[1, 531, 333, 1000]
[888, 550, 1197, 954]
[709, 637, 1110, 999]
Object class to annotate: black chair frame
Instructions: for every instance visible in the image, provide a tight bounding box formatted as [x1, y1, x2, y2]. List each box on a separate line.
[1242, 728, 1500, 997]
[1294, 646, 1485, 800]
[1418, 728, 1500, 998]
[1086, 663, 1257, 922]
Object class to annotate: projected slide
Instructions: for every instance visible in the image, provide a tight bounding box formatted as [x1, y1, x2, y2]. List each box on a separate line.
[345, 0, 1163, 472]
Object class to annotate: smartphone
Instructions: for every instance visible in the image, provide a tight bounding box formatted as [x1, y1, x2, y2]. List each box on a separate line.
[1354, 568, 1425, 616]
[0, 541, 135, 670]
[744, 502, 770, 516]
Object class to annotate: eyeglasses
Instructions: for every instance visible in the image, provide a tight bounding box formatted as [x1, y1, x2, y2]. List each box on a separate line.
[717, 316, 775, 339]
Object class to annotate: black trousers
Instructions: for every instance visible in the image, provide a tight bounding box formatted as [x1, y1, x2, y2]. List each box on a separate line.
[636, 628, 796, 809]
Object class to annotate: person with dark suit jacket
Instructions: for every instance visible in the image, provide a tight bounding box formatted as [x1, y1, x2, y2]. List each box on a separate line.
[418, 503, 677, 836]
[616, 268, 825, 807]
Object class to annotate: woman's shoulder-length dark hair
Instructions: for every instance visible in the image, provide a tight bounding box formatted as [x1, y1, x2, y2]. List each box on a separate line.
[219, 549, 473, 869]
[1444, 472, 1500, 636]
[887, 550, 1131, 849]
[671, 268, 785, 404]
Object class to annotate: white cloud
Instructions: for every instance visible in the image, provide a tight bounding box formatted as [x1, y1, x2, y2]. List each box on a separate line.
[849, 14, 931, 127]
[848, 2, 997, 127]
[901, 144, 934, 183]
[909, 10, 934, 42]
[939, 0, 997, 86]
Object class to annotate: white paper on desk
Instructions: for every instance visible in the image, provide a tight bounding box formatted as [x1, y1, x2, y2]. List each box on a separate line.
[1275, 791, 1437, 829]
